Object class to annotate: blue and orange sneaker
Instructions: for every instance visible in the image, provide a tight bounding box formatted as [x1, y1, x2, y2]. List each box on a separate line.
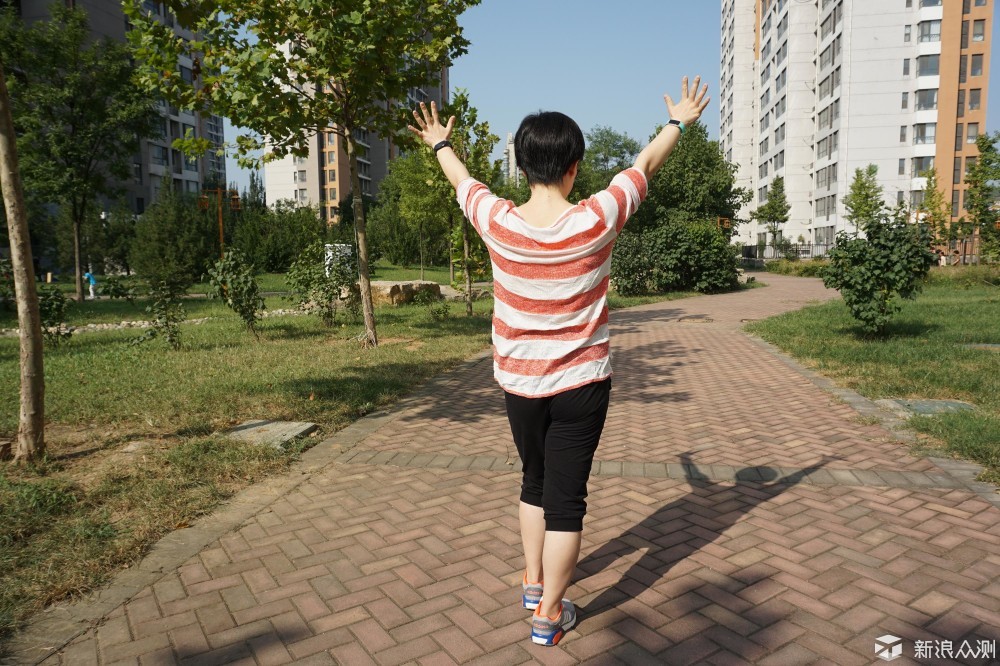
[531, 599, 576, 646]
[522, 572, 543, 610]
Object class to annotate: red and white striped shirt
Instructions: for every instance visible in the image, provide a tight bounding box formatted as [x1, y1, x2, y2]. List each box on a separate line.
[456, 168, 648, 397]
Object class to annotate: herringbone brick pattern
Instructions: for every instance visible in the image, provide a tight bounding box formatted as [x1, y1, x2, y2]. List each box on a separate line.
[41, 466, 1000, 665]
[26, 276, 1000, 664]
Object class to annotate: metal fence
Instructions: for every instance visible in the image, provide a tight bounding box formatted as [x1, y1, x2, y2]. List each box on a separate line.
[741, 243, 835, 261]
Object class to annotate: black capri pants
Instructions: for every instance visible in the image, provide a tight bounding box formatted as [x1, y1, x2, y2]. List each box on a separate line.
[504, 378, 612, 532]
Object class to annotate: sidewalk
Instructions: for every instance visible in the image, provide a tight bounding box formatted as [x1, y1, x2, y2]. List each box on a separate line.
[5, 274, 999, 665]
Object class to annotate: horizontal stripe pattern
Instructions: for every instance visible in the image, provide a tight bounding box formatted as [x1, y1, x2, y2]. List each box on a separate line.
[457, 169, 646, 397]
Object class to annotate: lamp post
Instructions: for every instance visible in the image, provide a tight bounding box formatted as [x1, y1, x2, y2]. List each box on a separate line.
[198, 188, 241, 258]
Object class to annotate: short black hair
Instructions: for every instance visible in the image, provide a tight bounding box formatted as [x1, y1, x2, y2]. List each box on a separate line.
[514, 111, 585, 186]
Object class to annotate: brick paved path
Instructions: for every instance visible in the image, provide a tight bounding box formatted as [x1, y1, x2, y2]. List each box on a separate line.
[8, 275, 1000, 665]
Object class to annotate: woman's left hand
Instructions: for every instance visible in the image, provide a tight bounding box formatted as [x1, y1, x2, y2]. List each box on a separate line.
[408, 101, 455, 148]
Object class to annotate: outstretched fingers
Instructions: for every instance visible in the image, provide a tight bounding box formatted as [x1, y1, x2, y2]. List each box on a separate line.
[681, 76, 689, 98]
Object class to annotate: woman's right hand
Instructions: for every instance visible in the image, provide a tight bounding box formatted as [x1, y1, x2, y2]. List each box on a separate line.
[664, 76, 710, 126]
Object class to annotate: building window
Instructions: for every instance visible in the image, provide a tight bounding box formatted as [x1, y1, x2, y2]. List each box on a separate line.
[900, 125, 908, 142]
[904, 25, 912, 42]
[910, 190, 925, 208]
[971, 54, 983, 77]
[913, 123, 936, 144]
[955, 123, 964, 150]
[775, 123, 786, 145]
[760, 162, 769, 178]
[902, 92, 909, 109]
[151, 145, 168, 166]
[975, 0, 986, 5]
[960, 56, 968, 83]
[911, 156, 934, 177]
[774, 150, 785, 171]
[918, 20, 941, 42]
[917, 54, 940, 76]
[899, 159, 906, 176]
[920, 0, 942, 5]
[966, 157, 978, 176]
[903, 59, 911, 76]
[952, 191, 960, 217]
[958, 89, 966, 116]
[954, 157, 963, 185]
[760, 137, 769, 156]
[962, 21, 970, 48]
[898, 191, 906, 205]
[969, 88, 981, 110]
[915, 89, 938, 110]
[967, 123, 979, 144]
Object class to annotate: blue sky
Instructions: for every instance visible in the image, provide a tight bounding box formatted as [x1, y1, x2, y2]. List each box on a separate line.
[227, 0, 999, 191]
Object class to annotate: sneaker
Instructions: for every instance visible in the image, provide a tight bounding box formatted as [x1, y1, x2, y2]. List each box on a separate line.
[531, 599, 576, 646]
[522, 572, 543, 610]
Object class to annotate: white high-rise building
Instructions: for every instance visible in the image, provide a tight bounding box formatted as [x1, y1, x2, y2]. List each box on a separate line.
[721, 0, 993, 255]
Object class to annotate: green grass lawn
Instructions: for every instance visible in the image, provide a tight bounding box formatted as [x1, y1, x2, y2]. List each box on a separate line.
[746, 279, 1000, 481]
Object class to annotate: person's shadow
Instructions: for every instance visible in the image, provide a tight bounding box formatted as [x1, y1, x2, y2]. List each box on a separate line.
[576, 451, 839, 626]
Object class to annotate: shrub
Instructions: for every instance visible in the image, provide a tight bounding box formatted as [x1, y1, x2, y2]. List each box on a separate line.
[38, 286, 72, 345]
[129, 188, 216, 293]
[824, 165, 936, 335]
[287, 240, 355, 326]
[611, 219, 739, 296]
[207, 250, 265, 338]
[824, 221, 935, 335]
[132, 280, 186, 350]
[0, 257, 13, 310]
[100, 275, 137, 303]
[765, 259, 830, 278]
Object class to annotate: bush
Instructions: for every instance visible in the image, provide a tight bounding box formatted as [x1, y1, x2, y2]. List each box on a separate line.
[100, 275, 137, 303]
[132, 280, 186, 350]
[0, 257, 13, 310]
[611, 219, 739, 296]
[765, 259, 830, 278]
[823, 222, 935, 335]
[925, 264, 1000, 289]
[38, 286, 72, 345]
[207, 250, 265, 338]
[287, 240, 356, 326]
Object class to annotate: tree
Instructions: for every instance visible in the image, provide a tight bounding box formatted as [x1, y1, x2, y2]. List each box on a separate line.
[0, 5, 160, 302]
[916, 168, 951, 243]
[751, 175, 790, 252]
[823, 165, 935, 335]
[964, 132, 1000, 260]
[630, 121, 751, 233]
[0, 60, 45, 463]
[388, 151, 449, 280]
[130, 187, 217, 293]
[124, 0, 480, 347]
[578, 125, 641, 196]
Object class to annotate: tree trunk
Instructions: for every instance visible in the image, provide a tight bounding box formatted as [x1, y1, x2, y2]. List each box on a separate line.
[0, 63, 45, 463]
[462, 216, 473, 317]
[345, 133, 377, 347]
[73, 207, 84, 303]
[418, 225, 425, 281]
[448, 210, 455, 284]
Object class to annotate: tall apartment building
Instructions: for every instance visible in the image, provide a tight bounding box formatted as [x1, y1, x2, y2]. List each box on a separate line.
[720, 0, 992, 251]
[13, 0, 226, 214]
[264, 75, 449, 223]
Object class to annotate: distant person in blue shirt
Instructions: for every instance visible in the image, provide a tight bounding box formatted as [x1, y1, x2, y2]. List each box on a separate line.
[83, 271, 96, 300]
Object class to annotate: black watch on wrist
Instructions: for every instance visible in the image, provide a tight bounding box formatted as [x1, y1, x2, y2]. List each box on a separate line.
[433, 140, 452, 153]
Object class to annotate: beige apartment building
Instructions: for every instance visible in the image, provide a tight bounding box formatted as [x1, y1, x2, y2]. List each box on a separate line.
[10, 0, 226, 214]
[721, 0, 992, 252]
[264, 75, 449, 223]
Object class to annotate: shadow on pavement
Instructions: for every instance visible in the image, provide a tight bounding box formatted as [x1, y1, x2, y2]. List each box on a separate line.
[576, 452, 837, 633]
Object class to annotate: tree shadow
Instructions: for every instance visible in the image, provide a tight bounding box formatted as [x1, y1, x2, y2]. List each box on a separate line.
[577, 452, 838, 627]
